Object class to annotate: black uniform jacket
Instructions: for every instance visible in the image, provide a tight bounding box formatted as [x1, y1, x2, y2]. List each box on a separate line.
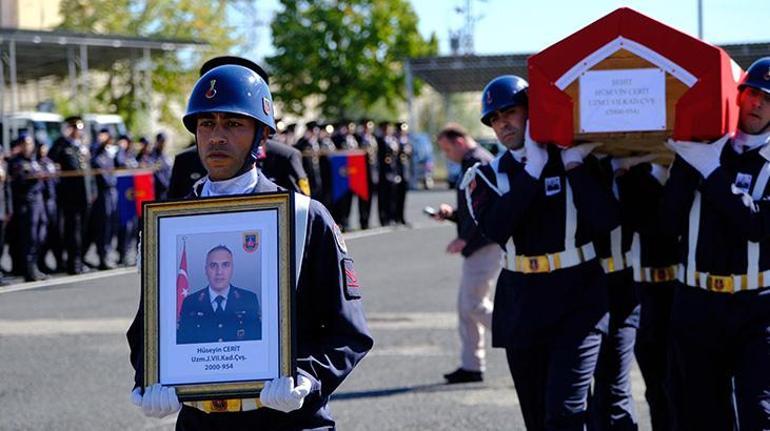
[452, 146, 494, 257]
[177, 286, 261, 344]
[470, 145, 618, 348]
[662, 144, 770, 279]
[49, 136, 90, 207]
[260, 139, 309, 195]
[168, 146, 206, 200]
[617, 163, 679, 270]
[591, 156, 633, 262]
[127, 171, 373, 430]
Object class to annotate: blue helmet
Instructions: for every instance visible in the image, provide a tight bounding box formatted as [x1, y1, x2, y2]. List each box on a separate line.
[183, 64, 276, 134]
[739, 57, 770, 95]
[480, 75, 529, 126]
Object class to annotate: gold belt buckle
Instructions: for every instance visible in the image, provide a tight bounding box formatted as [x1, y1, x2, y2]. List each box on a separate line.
[652, 267, 674, 283]
[707, 275, 734, 293]
[519, 255, 550, 273]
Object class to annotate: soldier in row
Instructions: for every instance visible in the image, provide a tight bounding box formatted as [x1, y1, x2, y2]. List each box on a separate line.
[291, 118, 411, 231]
[467, 74, 616, 428]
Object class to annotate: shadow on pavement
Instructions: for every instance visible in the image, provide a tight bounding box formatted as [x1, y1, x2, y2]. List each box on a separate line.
[333, 381, 491, 401]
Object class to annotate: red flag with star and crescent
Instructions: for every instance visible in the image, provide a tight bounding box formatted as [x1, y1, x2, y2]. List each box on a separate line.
[176, 243, 189, 321]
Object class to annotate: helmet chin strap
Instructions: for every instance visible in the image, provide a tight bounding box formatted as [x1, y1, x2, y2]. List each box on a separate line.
[234, 127, 266, 178]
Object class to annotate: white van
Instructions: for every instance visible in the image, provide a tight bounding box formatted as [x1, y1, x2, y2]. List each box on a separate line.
[83, 113, 128, 146]
[0, 111, 64, 149]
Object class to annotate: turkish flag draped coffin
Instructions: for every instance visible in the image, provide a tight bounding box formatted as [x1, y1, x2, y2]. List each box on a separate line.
[527, 7, 743, 154]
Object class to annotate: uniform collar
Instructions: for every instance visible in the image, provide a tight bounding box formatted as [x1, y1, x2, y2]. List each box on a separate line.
[510, 147, 525, 164]
[208, 285, 231, 304]
[734, 130, 770, 159]
[200, 167, 259, 197]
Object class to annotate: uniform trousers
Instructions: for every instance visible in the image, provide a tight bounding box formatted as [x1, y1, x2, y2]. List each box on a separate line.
[458, 243, 502, 371]
[670, 284, 770, 430]
[377, 180, 395, 226]
[61, 203, 87, 273]
[590, 269, 639, 431]
[175, 404, 333, 431]
[14, 198, 45, 277]
[38, 196, 63, 270]
[394, 181, 408, 224]
[93, 187, 117, 262]
[496, 263, 609, 430]
[634, 281, 676, 431]
[331, 191, 353, 231]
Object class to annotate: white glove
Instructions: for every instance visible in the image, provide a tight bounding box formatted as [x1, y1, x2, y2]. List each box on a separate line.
[132, 384, 181, 418]
[665, 133, 729, 178]
[259, 375, 312, 413]
[561, 143, 602, 167]
[523, 122, 548, 179]
[649, 163, 669, 185]
[610, 154, 659, 173]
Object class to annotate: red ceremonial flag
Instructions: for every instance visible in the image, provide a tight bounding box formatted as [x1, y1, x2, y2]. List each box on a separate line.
[347, 152, 369, 201]
[133, 171, 155, 217]
[176, 243, 189, 321]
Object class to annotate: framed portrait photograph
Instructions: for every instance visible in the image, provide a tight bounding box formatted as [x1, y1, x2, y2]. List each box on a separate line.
[142, 192, 295, 401]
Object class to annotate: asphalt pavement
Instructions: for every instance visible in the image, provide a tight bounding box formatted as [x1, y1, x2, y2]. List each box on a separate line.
[0, 188, 652, 430]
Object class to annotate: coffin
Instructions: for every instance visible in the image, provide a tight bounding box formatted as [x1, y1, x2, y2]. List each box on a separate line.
[527, 7, 743, 157]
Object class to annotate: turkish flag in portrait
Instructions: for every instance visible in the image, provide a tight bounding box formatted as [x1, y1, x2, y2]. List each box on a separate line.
[176, 243, 189, 321]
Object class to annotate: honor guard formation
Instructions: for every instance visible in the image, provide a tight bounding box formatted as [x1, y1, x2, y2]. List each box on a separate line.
[0, 117, 173, 282]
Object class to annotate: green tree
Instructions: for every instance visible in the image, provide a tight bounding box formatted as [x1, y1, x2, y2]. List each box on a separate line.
[56, 0, 240, 134]
[268, 0, 437, 119]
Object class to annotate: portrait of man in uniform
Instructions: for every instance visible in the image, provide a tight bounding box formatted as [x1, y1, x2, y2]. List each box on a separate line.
[177, 244, 262, 344]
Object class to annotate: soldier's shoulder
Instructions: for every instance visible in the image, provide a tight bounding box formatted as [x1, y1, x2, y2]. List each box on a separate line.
[183, 288, 209, 306]
[307, 198, 334, 225]
[230, 286, 258, 301]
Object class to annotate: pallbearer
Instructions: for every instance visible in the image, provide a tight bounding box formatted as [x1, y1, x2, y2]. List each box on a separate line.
[467, 74, 617, 429]
[663, 57, 770, 429]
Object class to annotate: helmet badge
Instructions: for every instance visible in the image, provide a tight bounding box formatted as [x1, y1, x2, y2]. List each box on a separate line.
[263, 97, 271, 115]
[486, 90, 492, 104]
[764, 67, 770, 81]
[205, 80, 217, 99]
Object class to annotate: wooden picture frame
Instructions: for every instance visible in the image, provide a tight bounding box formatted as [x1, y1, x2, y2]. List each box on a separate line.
[142, 192, 295, 401]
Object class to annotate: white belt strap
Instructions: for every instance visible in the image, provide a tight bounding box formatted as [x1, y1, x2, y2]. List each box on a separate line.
[564, 180, 577, 250]
[630, 232, 642, 282]
[686, 192, 701, 286]
[490, 155, 510, 194]
[294, 192, 311, 283]
[609, 226, 624, 269]
[747, 161, 770, 290]
[504, 238, 516, 271]
[462, 159, 507, 224]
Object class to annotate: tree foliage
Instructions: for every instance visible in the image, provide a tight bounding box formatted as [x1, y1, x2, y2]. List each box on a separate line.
[56, 0, 240, 134]
[268, 0, 438, 119]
